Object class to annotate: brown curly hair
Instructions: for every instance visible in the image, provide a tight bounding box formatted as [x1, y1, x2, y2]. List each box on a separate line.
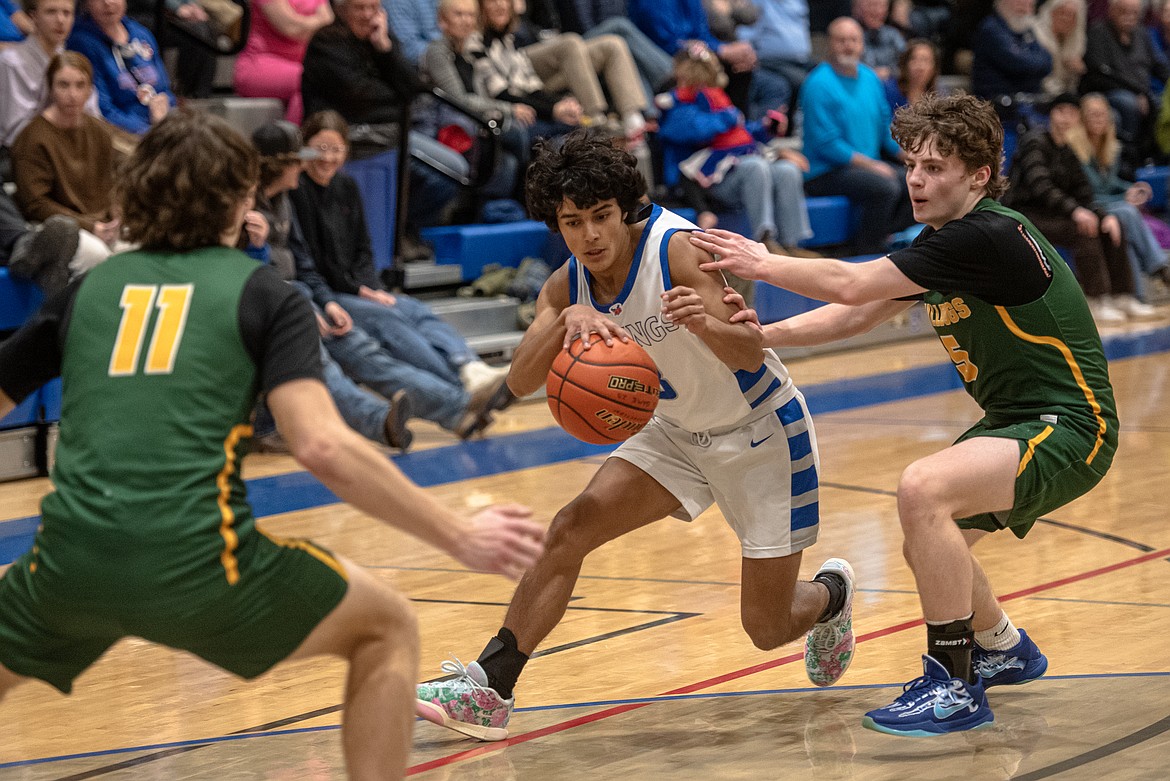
[116, 109, 259, 251]
[525, 130, 646, 231]
[891, 92, 1007, 199]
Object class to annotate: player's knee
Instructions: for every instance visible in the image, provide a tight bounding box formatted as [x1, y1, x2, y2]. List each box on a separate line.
[546, 495, 607, 557]
[896, 461, 946, 527]
[362, 584, 419, 650]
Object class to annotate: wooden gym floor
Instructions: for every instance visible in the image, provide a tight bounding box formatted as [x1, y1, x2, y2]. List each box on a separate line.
[0, 319, 1168, 780]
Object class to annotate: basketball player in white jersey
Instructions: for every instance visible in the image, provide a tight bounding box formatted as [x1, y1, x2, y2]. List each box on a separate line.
[416, 130, 856, 741]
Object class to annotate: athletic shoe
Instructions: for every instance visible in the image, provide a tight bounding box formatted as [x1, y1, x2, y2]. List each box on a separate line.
[383, 389, 414, 452]
[862, 655, 994, 737]
[973, 629, 1048, 687]
[460, 360, 510, 396]
[804, 558, 856, 686]
[416, 658, 513, 741]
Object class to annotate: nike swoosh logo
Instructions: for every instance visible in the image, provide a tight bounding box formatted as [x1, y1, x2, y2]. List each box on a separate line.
[750, 434, 774, 448]
[933, 701, 973, 720]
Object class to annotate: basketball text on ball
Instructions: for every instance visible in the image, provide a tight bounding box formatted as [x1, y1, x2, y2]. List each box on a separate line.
[607, 376, 660, 397]
[545, 336, 661, 444]
[593, 409, 647, 433]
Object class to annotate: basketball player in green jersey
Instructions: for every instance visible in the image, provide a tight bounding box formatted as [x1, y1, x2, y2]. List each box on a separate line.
[692, 92, 1118, 736]
[0, 109, 544, 780]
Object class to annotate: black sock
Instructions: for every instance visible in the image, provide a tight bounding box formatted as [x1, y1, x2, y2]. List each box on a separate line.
[476, 627, 528, 700]
[813, 572, 846, 622]
[926, 615, 975, 683]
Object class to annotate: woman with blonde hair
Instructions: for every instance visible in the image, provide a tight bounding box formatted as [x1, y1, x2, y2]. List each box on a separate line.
[1034, 0, 1086, 96]
[1069, 92, 1170, 304]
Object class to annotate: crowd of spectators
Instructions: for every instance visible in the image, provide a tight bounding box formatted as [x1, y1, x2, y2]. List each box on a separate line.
[2, 0, 1170, 437]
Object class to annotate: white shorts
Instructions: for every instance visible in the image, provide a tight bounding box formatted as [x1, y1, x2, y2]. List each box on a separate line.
[613, 392, 820, 559]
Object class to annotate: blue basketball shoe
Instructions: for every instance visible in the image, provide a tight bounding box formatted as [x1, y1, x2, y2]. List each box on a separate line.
[862, 655, 994, 737]
[973, 629, 1048, 687]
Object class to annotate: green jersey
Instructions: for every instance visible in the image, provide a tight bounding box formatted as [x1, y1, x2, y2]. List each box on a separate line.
[0, 247, 322, 612]
[889, 198, 1117, 468]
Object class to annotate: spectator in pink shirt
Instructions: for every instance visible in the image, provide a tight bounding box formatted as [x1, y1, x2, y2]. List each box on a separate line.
[233, 0, 334, 122]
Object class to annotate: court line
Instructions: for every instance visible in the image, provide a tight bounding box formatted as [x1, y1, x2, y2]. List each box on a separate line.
[1010, 713, 1170, 781]
[27, 607, 700, 779]
[30, 538, 1164, 780]
[11, 672, 1169, 773]
[405, 545, 1170, 775]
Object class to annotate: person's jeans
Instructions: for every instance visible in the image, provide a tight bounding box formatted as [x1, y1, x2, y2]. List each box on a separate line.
[708, 156, 811, 246]
[585, 17, 672, 101]
[1104, 199, 1168, 301]
[253, 344, 391, 444]
[804, 164, 915, 254]
[339, 293, 475, 388]
[324, 323, 469, 431]
[408, 131, 468, 228]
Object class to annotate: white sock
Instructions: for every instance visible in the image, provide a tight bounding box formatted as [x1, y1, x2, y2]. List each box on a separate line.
[974, 613, 1020, 651]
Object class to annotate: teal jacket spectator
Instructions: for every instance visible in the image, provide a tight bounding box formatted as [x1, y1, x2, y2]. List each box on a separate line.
[800, 59, 900, 180]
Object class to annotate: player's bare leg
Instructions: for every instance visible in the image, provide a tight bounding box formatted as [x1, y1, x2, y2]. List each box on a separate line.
[0, 661, 24, 703]
[896, 437, 1019, 622]
[288, 559, 419, 781]
[416, 458, 685, 740]
[740, 553, 825, 649]
[502, 458, 686, 654]
[863, 437, 1020, 736]
[963, 529, 1049, 687]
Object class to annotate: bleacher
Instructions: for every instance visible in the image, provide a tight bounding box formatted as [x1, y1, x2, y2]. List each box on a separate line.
[5, 8, 1170, 480]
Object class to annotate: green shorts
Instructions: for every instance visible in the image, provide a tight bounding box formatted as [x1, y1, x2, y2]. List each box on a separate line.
[0, 530, 348, 693]
[955, 416, 1115, 539]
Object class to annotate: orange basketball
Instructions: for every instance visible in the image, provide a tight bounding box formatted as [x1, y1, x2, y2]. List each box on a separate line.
[546, 336, 661, 444]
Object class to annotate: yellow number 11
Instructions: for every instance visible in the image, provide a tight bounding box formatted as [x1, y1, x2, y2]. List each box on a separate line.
[108, 284, 194, 377]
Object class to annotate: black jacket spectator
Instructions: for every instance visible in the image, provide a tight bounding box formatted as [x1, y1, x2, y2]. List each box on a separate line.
[1081, 18, 1169, 98]
[301, 21, 424, 125]
[971, 11, 1052, 100]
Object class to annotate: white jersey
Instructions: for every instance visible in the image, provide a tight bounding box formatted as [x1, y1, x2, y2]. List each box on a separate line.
[568, 204, 797, 433]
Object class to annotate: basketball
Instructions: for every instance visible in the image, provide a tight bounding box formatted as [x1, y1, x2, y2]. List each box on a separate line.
[546, 336, 661, 444]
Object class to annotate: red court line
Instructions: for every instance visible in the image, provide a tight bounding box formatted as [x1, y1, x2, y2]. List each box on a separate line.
[407, 546, 1170, 776]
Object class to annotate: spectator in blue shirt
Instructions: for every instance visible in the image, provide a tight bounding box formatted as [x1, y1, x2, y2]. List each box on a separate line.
[800, 16, 914, 254]
[0, 0, 31, 42]
[66, 0, 175, 134]
[628, 0, 757, 112]
[970, 0, 1052, 129]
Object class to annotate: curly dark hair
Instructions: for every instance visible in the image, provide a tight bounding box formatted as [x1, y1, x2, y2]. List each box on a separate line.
[117, 109, 259, 251]
[891, 92, 1007, 199]
[525, 130, 647, 231]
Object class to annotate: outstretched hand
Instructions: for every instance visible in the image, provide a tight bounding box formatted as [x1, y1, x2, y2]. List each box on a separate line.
[455, 504, 545, 580]
[690, 229, 772, 281]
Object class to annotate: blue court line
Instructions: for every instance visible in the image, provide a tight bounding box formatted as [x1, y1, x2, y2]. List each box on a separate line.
[5, 671, 1168, 771]
[1, 325, 1167, 567]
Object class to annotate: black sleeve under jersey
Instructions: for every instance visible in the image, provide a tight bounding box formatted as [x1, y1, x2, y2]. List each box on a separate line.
[887, 211, 1053, 306]
[0, 276, 84, 404]
[238, 265, 324, 394]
